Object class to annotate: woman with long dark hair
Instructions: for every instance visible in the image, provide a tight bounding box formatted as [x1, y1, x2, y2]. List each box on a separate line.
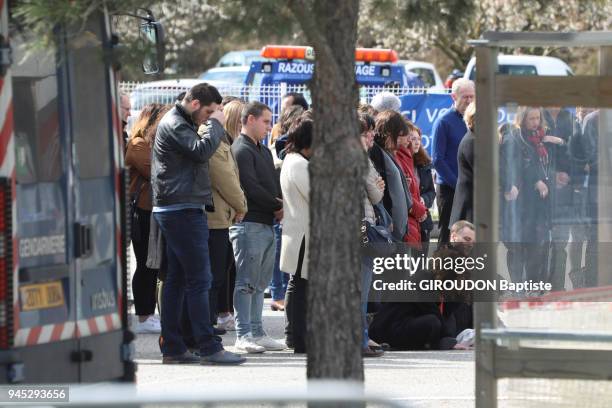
[280, 114, 313, 354]
[410, 126, 436, 256]
[126, 103, 170, 333]
[368, 110, 412, 242]
[359, 113, 386, 357]
[396, 120, 428, 251]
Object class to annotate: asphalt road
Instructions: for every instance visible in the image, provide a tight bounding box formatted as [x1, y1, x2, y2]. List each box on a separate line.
[132, 300, 476, 408]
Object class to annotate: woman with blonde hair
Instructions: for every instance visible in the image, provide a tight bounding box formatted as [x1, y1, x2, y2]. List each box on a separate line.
[450, 101, 476, 225]
[223, 100, 243, 142]
[203, 99, 248, 332]
[505, 106, 555, 282]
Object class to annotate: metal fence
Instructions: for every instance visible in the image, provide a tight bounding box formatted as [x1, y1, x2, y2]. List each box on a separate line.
[119, 81, 447, 126]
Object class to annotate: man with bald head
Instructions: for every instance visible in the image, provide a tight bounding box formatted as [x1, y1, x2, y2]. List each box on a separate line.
[432, 78, 475, 246]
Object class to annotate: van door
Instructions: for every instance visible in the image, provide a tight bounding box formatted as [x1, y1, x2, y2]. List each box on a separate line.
[65, 13, 124, 381]
[10, 27, 79, 381]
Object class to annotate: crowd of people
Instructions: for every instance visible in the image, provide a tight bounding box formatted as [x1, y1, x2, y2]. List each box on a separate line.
[121, 77, 601, 365]
[433, 79, 600, 291]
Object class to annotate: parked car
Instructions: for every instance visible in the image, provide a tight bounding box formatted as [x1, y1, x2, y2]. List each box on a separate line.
[464, 54, 573, 79]
[129, 78, 202, 116]
[126, 78, 203, 134]
[398, 60, 444, 89]
[215, 50, 268, 67]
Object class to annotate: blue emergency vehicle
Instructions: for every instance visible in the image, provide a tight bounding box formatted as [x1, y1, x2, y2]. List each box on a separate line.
[246, 45, 424, 87]
[243, 45, 424, 117]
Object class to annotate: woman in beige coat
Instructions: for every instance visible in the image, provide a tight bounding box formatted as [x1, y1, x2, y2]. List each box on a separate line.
[201, 100, 247, 331]
[280, 114, 312, 353]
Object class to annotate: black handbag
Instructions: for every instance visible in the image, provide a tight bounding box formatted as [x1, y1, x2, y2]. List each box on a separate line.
[361, 203, 396, 256]
[129, 177, 145, 243]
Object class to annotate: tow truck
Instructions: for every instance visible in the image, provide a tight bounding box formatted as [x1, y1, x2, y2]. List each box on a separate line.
[244, 45, 425, 116]
[246, 45, 424, 88]
[0, 3, 163, 382]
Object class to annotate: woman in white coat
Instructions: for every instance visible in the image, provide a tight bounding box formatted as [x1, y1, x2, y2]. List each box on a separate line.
[280, 115, 313, 354]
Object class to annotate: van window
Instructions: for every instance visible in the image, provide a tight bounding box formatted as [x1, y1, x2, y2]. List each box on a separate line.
[409, 68, 435, 88]
[68, 16, 111, 179]
[499, 65, 538, 76]
[11, 35, 62, 184]
[469, 64, 538, 79]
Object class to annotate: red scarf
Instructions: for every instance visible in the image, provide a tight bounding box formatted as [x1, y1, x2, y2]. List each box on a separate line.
[526, 127, 548, 163]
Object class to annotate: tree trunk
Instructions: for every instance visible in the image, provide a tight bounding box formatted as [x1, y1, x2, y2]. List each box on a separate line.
[289, 0, 365, 381]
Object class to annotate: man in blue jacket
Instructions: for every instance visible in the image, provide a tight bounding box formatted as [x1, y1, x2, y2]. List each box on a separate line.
[151, 83, 245, 365]
[432, 78, 475, 246]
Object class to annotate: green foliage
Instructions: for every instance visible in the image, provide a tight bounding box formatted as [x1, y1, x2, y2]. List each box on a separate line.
[359, 0, 612, 75]
[12, 0, 158, 48]
[13, 0, 610, 79]
[112, 0, 302, 80]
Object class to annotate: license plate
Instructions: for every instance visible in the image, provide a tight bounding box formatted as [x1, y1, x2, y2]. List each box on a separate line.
[20, 281, 65, 311]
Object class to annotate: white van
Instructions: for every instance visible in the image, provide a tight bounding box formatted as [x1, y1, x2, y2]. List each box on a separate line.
[398, 60, 444, 88]
[464, 55, 573, 79]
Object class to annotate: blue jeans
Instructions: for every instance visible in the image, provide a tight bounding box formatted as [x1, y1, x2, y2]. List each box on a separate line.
[154, 209, 222, 357]
[229, 221, 276, 338]
[361, 258, 374, 349]
[270, 223, 290, 301]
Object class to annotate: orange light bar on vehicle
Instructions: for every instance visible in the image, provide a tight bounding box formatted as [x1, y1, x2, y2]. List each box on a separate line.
[355, 48, 398, 63]
[261, 45, 315, 60]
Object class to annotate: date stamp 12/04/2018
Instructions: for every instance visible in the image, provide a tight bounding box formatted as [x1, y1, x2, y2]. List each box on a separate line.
[0, 385, 69, 403]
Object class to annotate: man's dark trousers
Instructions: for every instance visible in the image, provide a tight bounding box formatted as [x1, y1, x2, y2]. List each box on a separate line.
[154, 208, 222, 357]
[437, 184, 455, 246]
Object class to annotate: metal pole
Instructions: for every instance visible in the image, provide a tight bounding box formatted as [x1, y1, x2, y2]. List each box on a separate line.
[473, 44, 499, 408]
[598, 46, 612, 285]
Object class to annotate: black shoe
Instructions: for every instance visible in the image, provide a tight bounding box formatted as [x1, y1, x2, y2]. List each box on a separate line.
[162, 351, 200, 364]
[214, 327, 227, 335]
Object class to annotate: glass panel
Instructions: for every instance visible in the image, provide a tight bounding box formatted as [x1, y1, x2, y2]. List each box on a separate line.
[11, 36, 61, 184]
[10, 30, 67, 267]
[68, 16, 111, 179]
[498, 64, 538, 76]
[410, 68, 435, 88]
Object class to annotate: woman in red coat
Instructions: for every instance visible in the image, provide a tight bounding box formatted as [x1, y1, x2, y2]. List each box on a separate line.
[395, 120, 428, 251]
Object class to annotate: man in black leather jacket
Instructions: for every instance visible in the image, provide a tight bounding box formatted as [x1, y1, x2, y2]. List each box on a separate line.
[151, 82, 245, 365]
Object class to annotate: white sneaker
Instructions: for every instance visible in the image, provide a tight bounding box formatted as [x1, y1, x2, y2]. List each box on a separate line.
[235, 335, 266, 353]
[134, 316, 161, 334]
[217, 315, 236, 331]
[253, 335, 286, 351]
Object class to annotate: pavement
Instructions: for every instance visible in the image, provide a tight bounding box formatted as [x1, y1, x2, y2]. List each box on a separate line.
[132, 299, 476, 408]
